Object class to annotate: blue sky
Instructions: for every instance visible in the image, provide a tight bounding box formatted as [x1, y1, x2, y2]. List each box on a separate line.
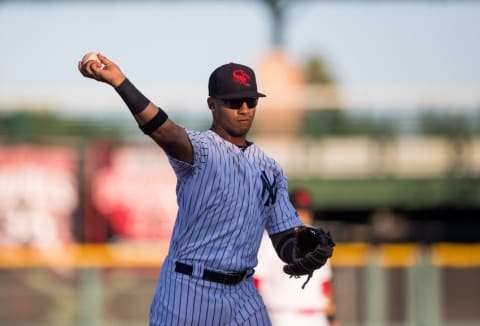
[1, 1, 479, 111]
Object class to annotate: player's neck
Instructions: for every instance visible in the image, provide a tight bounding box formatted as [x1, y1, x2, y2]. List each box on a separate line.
[210, 126, 248, 148]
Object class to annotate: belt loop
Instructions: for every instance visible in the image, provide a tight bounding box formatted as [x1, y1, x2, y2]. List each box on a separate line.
[192, 263, 204, 278]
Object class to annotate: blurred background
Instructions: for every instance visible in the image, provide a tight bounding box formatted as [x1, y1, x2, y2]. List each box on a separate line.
[1, 0, 480, 325]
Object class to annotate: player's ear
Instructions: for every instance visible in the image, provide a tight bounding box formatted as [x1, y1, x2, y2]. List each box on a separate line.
[207, 97, 216, 112]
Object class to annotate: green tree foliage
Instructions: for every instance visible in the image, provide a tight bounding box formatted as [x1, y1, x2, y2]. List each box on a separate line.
[0, 111, 127, 143]
[305, 55, 336, 84]
[301, 109, 397, 140]
[418, 111, 476, 139]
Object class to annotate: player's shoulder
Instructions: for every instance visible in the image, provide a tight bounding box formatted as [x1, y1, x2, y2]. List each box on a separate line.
[185, 129, 216, 146]
[248, 143, 282, 171]
[188, 129, 240, 145]
[185, 128, 207, 139]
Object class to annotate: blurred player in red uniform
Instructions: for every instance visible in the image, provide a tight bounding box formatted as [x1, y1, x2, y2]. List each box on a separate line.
[255, 188, 339, 326]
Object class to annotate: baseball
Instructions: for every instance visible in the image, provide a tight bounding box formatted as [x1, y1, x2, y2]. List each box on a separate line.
[81, 52, 100, 64]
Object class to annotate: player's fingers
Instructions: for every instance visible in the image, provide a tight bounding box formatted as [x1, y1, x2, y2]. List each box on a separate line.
[83, 61, 96, 77]
[98, 53, 113, 66]
[90, 61, 103, 74]
[97, 54, 121, 76]
[78, 61, 93, 78]
[77, 61, 85, 74]
[79, 61, 101, 81]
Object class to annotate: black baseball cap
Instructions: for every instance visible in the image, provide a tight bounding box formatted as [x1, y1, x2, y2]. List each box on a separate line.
[208, 62, 266, 100]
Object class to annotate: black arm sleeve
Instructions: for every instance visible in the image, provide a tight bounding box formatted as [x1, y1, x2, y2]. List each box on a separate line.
[270, 228, 297, 264]
[115, 78, 151, 115]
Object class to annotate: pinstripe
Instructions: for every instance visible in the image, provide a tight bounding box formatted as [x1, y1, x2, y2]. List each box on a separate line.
[150, 129, 300, 325]
[191, 278, 201, 324]
[179, 276, 189, 325]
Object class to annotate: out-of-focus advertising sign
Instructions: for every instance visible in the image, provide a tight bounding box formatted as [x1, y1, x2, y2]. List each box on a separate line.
[0, 146, 78, 247]
[91, 146, 177, 242]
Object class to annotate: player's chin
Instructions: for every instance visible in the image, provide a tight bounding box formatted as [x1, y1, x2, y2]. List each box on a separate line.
[233, 125, 252, 137]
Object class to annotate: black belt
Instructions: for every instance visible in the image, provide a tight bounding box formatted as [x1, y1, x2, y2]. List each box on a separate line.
[175, 262, 249, 285]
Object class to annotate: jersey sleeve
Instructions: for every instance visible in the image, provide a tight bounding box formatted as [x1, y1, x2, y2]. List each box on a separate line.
[264, 162, 302, 235]
[167, 129, 208, 180]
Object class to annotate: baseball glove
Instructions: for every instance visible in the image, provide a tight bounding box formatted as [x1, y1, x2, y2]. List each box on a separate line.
[283, 226, 335, 289]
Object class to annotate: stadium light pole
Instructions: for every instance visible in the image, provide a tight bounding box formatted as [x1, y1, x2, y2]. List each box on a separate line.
[261, 0, 292, 47]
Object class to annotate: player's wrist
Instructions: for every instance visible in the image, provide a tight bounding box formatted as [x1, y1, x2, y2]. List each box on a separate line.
[115, 78, 151, 115]
[111, 75, 126, 88]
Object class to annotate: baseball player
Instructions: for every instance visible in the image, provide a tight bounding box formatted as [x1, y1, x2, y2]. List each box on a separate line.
[78, 53, 335, 326]
[255, 188, 339, 326]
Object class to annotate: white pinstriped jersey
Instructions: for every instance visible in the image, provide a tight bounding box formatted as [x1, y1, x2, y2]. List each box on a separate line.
[149, 129, 302, 325]
[166, 129, 302, 272]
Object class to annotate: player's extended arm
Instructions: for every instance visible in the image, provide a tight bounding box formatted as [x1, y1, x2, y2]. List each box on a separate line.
[78, 53, 193, 164]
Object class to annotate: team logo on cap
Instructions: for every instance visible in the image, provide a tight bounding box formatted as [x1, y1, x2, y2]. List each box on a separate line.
[232, 69, 251, 87]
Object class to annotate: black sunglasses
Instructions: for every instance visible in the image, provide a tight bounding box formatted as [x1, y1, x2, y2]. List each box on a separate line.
[221, 98, 258, 109]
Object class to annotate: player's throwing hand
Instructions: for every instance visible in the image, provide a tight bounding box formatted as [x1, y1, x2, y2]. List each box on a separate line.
[78, 53, 125, 87]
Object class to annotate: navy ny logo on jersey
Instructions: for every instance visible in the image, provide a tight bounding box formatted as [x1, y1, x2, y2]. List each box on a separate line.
[261, 171, 277, 206]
